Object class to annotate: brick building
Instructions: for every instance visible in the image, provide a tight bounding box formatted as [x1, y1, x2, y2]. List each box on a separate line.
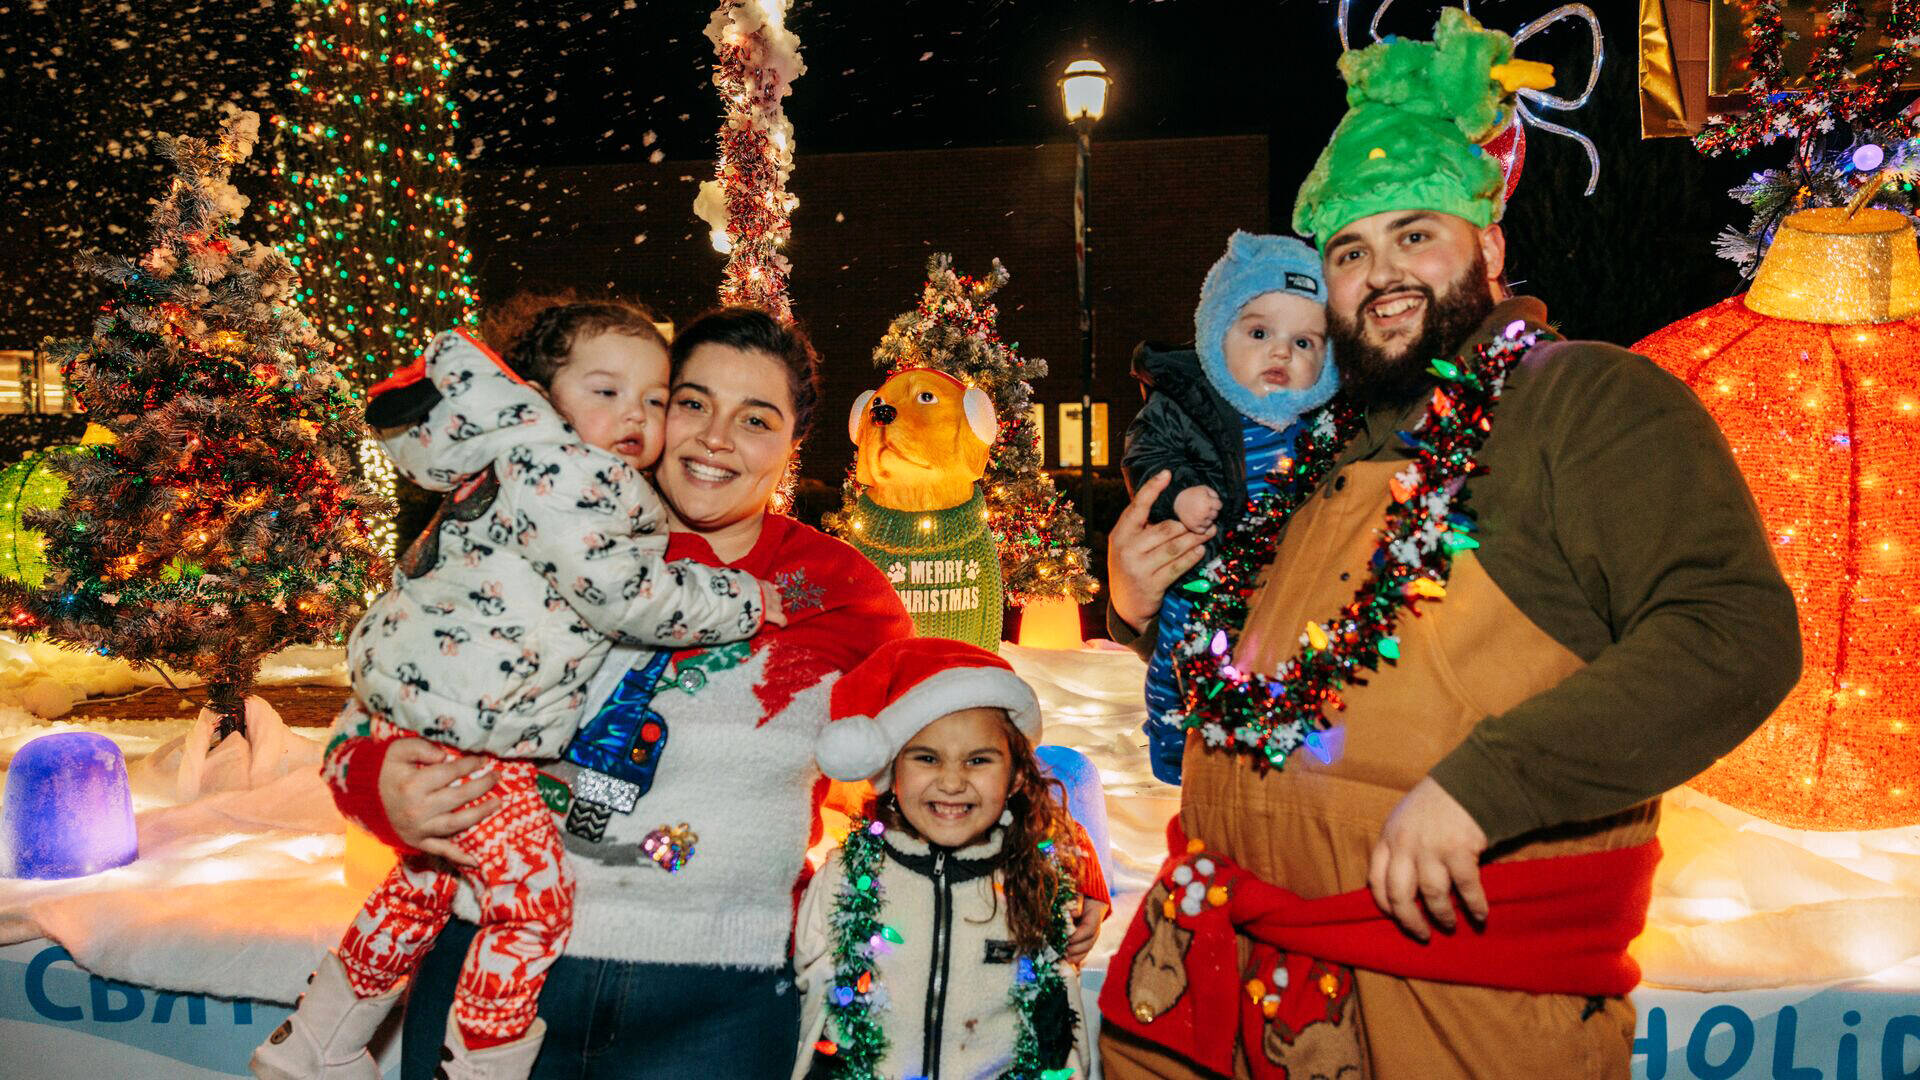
[465, 134, 1270, 492]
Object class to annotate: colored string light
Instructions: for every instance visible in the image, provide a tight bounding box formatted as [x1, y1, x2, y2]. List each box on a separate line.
[266, 0, 479, 394]
[266, 0, 477, 560]
[0, 110, 386, 739]
[1696, 0, 1920, 157]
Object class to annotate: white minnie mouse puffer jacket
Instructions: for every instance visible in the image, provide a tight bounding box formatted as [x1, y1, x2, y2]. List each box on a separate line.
[342, 328, 765, 758]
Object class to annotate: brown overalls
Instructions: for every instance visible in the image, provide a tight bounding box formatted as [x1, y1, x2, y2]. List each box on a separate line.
[1103, 454, 1653, 1080]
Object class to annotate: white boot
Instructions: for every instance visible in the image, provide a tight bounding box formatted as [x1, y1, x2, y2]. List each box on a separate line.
[433, 1009, 547, 1080]
[250, 952, 400, 1080]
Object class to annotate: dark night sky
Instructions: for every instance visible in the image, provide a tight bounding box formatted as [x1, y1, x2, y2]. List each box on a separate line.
[0, 0, 1758, 348]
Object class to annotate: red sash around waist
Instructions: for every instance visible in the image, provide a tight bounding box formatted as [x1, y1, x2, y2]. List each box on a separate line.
[1097, 817, 1659, 1075]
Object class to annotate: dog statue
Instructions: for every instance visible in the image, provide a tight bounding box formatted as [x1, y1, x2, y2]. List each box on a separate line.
[851, 368, 997, 511]
[842, 368, 1005, 649]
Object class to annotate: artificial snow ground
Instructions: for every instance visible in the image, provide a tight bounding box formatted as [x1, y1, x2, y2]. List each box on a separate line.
[0, 639, 1917, 1008]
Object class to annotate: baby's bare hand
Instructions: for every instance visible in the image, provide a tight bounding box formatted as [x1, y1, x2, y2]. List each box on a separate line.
[1172, 485, 1222, 534]
[759, 579, 789, 627]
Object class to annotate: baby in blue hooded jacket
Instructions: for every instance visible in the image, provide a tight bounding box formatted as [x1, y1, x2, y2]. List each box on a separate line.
[1120, 232, 1338, 784]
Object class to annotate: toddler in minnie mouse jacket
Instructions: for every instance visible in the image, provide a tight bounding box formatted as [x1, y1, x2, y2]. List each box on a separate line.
[256, 312, 781, 1080]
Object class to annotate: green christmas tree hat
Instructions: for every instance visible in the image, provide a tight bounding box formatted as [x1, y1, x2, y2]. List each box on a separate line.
[1292, 8, 1555, 247]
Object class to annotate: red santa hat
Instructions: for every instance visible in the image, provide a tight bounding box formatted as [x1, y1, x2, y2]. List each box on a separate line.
[817, 637, 1042, 790]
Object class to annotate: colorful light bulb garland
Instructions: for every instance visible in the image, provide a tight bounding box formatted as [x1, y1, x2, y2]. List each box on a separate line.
[815, 818, 1077, 1080]
[1169, 322, 1539, 767]
[1697, 0, 1920, 158]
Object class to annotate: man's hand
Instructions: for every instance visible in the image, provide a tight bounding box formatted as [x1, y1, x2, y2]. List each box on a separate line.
[1109, 471, 1215, 633]
[1368, 777, 1490, 941]
[1172, 485, 1222, 534]
[1065, 897, 1110, 967]
[378, 739, 501, 867]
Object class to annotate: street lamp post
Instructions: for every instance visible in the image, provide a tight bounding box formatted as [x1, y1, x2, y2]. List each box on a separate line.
[1060, 57, 1109, 524]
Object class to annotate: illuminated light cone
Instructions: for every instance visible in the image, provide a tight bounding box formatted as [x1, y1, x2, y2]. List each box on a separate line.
[1016, 596, 1085, 650]
[1635, 207, 1920, 829]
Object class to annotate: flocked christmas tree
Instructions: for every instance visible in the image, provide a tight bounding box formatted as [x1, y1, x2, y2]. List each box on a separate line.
[829, 255, 1097, 606]
[2, 109, 386, 740]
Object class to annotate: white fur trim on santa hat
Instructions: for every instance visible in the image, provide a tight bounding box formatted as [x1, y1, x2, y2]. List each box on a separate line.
[816, 664, 1041, 789]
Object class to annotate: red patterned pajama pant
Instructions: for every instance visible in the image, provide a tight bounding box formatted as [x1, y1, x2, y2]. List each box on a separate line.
[336, 716, 575, 1044]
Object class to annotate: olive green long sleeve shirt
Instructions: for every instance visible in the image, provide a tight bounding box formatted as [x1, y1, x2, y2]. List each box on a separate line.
[1112, 298, 1802, 844]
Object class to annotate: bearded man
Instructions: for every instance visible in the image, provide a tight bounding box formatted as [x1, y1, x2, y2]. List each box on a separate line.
[1097, 11, 1800, 1078]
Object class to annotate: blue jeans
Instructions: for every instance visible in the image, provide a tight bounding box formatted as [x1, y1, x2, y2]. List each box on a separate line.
[400, 917, 801, 1079]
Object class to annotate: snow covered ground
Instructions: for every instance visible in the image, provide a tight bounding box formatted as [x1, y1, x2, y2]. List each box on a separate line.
[0, 639, 1917, 1009]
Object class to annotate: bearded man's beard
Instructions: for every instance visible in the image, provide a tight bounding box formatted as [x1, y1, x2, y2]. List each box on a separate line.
[1328, 250, 1497, 411]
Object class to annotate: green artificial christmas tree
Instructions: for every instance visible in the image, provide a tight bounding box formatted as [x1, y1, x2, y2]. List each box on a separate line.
[2, 109, 386, 739]
[830, 255, 1097, 608]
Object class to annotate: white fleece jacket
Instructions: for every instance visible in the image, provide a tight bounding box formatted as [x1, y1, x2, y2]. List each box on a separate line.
[341, 328, 763, 758]
[793, 827, 1089, 1080]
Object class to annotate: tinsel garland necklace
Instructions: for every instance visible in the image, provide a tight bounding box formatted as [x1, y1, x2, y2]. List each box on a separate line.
[1696, 0, 1920, 156]
[814, 818, 1076, 1080]
[1171, 320, 1544, 767]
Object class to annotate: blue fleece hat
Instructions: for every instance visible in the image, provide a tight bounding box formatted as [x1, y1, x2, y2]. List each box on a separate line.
[1194, 231, 1339, 429]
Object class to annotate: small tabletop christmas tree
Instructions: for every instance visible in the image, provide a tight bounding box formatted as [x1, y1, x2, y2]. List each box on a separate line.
[830, 255, 1097, 608]
[3, 108, 386, 740]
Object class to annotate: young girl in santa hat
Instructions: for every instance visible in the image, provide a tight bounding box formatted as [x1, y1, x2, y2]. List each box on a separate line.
[795, 637, 1090, 1080]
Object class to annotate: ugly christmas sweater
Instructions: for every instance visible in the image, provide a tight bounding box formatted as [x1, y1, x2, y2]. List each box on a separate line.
[844, 488, 1003, 650]
[339, 328, 764, 759]
[792, 827, 1089, 1080]
[329, 512, 916, 967]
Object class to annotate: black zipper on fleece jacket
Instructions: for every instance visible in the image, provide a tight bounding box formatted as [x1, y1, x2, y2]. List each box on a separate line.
[921, 849, 950, 1080]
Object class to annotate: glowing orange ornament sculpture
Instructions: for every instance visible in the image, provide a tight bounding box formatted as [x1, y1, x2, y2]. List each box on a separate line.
[1635, 208, 1920, 829]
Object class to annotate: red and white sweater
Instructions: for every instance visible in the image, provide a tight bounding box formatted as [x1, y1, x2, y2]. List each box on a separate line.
[328, 513, 915, 968]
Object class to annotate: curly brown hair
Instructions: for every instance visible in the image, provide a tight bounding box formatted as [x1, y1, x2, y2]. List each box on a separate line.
[478, 290, 669, 386]
[874, 712, 1081, 956]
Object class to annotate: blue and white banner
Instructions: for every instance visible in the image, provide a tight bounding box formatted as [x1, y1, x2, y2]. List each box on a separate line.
[0, 940, 398, 1079]
[1634, 985, 1920, 1080]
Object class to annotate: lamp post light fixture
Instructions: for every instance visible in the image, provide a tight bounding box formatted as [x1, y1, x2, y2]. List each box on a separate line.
[1060, 57, 1110, 523]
